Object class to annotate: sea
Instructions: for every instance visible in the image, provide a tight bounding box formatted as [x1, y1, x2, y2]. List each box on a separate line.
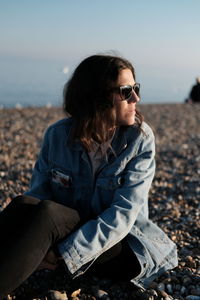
[0, 56, 189, 108]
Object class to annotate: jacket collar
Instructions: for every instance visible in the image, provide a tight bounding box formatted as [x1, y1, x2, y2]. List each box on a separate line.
[65, 118, 128, 155]
[111, 126, 127, 156]
[65, 119, 83, 151]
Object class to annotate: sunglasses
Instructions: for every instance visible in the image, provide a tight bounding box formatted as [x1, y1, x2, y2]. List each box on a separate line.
[111, 83, 140, 102]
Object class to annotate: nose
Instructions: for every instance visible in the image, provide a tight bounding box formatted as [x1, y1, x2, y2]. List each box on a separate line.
[128, 90, 140, 103]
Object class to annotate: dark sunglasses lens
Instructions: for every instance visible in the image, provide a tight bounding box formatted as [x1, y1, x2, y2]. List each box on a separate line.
[121, 87, 132, 100]
[134, 84, 140, 96]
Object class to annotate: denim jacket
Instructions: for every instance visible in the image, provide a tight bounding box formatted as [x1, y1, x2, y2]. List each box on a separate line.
[25, 118, 178, 288]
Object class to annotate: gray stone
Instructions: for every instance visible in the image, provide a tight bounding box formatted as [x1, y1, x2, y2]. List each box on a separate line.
[186, 296, 200, 300]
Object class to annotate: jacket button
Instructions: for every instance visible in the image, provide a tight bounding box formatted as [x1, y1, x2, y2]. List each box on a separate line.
[118, 177, 125, 185]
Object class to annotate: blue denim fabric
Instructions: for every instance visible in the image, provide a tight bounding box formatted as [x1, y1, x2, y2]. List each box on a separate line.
[25, 118, 178, 288]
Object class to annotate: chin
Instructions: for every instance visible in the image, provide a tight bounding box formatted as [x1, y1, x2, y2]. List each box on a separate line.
[117, 115, 136, 126]
[125, 117, 136, 125]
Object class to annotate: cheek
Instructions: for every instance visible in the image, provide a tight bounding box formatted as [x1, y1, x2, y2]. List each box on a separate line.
[115, 102, 128, 122]
[115, 102, 136, 125]
[115, 100, 127, 114]
[114, 103, 123, 117]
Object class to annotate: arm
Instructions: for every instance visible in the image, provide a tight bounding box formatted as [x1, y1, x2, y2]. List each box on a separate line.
[57, 127, 155, 274]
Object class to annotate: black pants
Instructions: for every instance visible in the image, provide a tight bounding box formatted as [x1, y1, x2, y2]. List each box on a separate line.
[0, 195, 141, 298]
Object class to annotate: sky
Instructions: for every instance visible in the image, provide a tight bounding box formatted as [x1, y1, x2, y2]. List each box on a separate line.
[0, 0, 200, 106]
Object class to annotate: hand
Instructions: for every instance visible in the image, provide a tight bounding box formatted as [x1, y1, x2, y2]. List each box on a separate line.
[37, 249, 61, 270]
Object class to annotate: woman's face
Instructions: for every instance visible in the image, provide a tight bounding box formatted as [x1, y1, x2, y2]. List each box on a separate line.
[112, 68, 140, 126]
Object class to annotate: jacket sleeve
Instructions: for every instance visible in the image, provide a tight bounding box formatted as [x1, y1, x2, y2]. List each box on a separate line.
[57, 126, 156, 274]
[24, 127, 52, 200]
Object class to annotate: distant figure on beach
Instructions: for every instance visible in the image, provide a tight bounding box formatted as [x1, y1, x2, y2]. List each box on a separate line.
[0, 54, 178, 298]
[186, 77, 200, 103]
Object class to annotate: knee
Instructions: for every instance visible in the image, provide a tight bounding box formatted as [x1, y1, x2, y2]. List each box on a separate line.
[38, 200, 56, 217]
[11, 195, 27, 205]
[12, 195, 41, 205]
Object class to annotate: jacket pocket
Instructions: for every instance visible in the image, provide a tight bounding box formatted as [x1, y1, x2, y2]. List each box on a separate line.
[48, 168, 75, 206]
[50, 168, 73, 189]
[49, 167, 92, 211]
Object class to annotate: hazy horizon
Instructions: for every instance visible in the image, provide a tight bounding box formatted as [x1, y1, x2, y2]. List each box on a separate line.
[1, 0, 200, 107]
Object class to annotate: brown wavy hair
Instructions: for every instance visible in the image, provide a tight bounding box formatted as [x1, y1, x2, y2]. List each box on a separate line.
[63, 54, 143, 151]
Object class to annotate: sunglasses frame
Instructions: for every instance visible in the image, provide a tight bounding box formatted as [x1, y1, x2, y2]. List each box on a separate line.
[119, 83, 140, 101]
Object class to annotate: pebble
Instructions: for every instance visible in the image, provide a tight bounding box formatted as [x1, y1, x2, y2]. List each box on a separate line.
[48, 290, 68, 300]
[166, 284, 173, 294]
[191, 289, 200, 296]
[186, 296, 200, 300]
[148, 282, 158, 289]
[157, 283, 165, 291]
[70, 289, 81, 297]
[148, 289, 158, 296]
[180, 286, 187, 295]
[94, 289, 110, 299]
[1, 104, 200, 300]
[183, 277, 192, 285]
[158, 290, 170, 298]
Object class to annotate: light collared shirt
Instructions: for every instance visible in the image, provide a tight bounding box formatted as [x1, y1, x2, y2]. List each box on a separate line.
[88, 131, 115, 176]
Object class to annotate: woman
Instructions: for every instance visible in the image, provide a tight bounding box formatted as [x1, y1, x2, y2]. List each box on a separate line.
[0, 54, 178, 298]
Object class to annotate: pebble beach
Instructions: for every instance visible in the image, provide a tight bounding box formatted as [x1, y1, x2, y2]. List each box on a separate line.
[0, 103, 199, 300]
